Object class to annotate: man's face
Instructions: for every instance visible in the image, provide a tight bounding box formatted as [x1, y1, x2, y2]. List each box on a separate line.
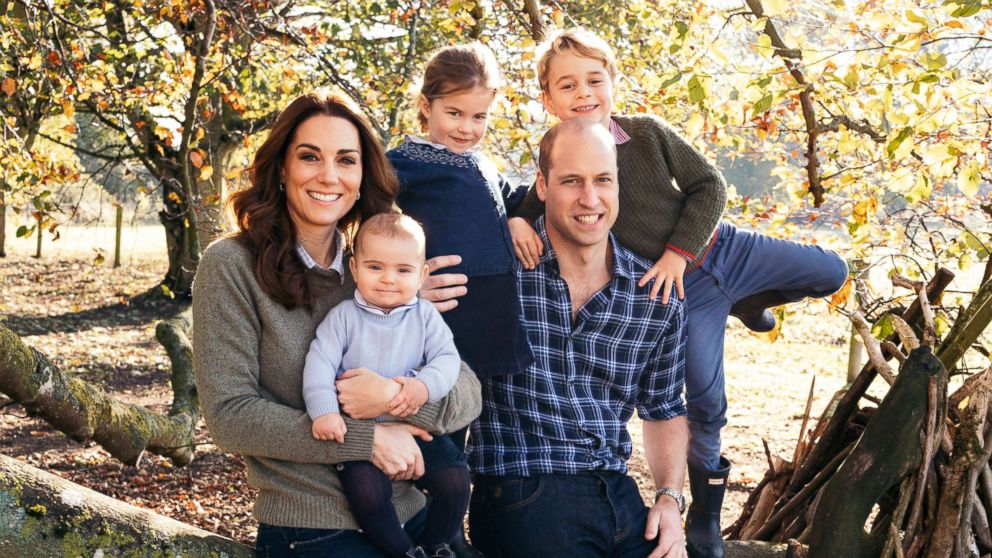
[537, 128, 618, 254]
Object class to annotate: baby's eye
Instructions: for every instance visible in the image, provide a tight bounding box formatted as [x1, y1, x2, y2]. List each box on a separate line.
[474, 114, 488, 121]
[447, 111, 461, 117]
[368, 264, 382, 271]
[398, 268, 413, 274]
[560, 83, 574, 90]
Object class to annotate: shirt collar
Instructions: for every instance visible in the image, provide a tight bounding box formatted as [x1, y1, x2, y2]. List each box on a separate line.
[353, 290, 419, 316]
[407, 134, 483, 155]
[531, 216, 636, 281]
[609, 118, 631, 145]
[296, 229, 345, 278]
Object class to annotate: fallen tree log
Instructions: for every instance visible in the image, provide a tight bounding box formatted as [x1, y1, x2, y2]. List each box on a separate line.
[0, 309, 198, 467]
[0, 453, 250, 557]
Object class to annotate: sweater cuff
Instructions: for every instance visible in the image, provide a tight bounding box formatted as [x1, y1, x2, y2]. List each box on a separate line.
[415, 374, 444, 404]
[406, 401, 444, 434]
[338, 417, 375, 462]
[665, 245, 696, 262]
[307, 400, 341, 420]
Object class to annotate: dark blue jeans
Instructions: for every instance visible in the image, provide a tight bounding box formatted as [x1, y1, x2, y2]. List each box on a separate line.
[468, 472, 659, 558]
[255, 507, 427, 558]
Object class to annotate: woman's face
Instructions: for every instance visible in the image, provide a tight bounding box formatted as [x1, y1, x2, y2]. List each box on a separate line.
[281, 115, 363, 239]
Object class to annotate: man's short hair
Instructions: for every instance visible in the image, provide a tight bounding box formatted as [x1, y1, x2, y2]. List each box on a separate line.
[536, 29, 619, 94]
[538, 119, 617, 178]
[353, 212, 427, 261]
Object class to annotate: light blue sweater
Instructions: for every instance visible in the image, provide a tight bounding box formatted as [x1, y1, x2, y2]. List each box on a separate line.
[303, 296, 461, 420]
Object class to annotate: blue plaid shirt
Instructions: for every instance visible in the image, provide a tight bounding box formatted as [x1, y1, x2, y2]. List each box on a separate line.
[468, 216, 687, 476]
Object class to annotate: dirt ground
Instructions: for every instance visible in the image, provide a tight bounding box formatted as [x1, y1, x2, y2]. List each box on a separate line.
[0, 226, 857, 546]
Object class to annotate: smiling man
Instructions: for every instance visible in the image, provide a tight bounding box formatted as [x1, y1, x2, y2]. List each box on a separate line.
[466, 120, 691, 558]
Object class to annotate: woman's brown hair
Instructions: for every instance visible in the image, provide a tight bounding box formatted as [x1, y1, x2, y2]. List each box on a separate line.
[230, 91, 398, 310]
[417, 42, 504, 130]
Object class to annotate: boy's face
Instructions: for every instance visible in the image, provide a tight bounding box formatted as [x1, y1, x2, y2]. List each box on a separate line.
[420, 86, 494, 154]
[541, 51, 615, 128]
[349, 233, 429, 311]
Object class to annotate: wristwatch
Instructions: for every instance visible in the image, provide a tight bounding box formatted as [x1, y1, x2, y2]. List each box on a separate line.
[654, 487, 686, 514]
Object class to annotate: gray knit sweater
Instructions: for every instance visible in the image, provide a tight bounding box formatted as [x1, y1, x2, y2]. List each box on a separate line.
[515, 114, 727, 263]
[192, 237, 482, 530]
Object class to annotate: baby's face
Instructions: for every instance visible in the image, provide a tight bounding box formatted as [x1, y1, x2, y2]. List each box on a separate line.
[541, 50, 615, 128]
[350, 233, 428, 311]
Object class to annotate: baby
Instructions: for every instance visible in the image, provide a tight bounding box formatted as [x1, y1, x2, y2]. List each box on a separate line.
[303, 213, 469, 558]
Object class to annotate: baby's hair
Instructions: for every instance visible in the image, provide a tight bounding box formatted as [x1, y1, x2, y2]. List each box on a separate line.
[417, 42, 504, 129]
[353, 212, 427, 261]
[539, 119, 616, 178]
[535, 29, 619, 93]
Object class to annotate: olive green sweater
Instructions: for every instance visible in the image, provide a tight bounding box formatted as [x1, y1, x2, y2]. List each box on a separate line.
[192, 238, 482, 530]
[515, 114, 727, 264]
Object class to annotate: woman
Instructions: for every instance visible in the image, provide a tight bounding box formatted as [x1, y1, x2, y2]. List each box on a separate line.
[192, 91, 481, 557]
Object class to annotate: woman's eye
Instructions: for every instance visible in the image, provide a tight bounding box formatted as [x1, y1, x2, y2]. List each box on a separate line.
[301, 153, 318, 161]
[340, 157, 357, 165]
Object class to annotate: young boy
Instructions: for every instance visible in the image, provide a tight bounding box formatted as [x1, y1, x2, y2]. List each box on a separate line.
[303, 213, 469, 558]
[508, 29, 848, 558]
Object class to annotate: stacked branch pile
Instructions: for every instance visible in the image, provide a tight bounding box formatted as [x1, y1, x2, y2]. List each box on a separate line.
[728, 269, 992, 558]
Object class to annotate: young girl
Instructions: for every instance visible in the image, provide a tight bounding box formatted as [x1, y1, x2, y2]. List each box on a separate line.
[388, 44, 534, 453]
[508, 29, 849, 558]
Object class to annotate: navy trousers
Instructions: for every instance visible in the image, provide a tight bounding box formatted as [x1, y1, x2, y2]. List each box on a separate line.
[683, 223, 848, 470]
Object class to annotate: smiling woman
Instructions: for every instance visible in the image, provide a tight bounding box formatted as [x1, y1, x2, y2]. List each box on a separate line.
[191, 91, 482, 558]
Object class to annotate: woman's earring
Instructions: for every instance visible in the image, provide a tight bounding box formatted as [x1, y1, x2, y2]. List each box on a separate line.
[356, 190, 361, 201]
[279, 181, 285, 192]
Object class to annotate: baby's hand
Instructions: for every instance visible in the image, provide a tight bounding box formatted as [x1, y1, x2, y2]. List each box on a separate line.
[387, 377, 429, 418]
[638, 250, 687, 304]
[508, 217, 543, 269]
[312, 412, 347, 443]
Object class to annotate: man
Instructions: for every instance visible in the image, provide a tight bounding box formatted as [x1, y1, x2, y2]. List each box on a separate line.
[464, 119, 689, 558]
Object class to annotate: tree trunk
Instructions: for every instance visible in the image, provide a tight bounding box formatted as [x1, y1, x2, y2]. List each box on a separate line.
[0, 313, 198, 467]
[0, 453, 251, 558]
[193, 139, 239, 251]
[806, 347, 947, 558]
[160, 169, 200, 298]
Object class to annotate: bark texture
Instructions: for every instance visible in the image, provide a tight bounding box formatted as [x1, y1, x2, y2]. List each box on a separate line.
[0, 315, 198, 467]
[0, 453, 250, 557]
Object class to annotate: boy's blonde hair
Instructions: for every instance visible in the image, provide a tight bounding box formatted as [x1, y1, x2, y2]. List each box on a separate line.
[416, 43, 504, 130]
[536, 29, 619, 93]
[353, 212, 427, 261]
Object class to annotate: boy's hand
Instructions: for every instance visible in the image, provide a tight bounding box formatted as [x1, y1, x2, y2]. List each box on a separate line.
[387, 377, 429, 417]
[312, 412, 347, 443]
[639, 251, 687, 304]
[508, 217, 543, 269]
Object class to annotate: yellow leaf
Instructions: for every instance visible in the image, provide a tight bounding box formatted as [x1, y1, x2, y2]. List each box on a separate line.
[189, 149, 204, 169]
[958, 159, 980, 197]
[837, 128, 857, 154]
[762, 0, 788, 16]
[62, 100, 75, 119]
[167, 191, 182, 203]
[198, 164, 213, 181]
[1, 77, 15, 96]
[852, 197, 878, 225]
[685, 112, 705, 138]
[829, 277, 852, 313]
[756, 33, 773, 59]
[946, 20, 964, 30]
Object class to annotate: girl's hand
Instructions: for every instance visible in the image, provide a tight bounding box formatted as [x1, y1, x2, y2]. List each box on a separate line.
[638, 251, 687, 304]
[388, 377, 429, 417]
[421, 255, 468, 313]
[336, 368, 401, 419]
[311, 412, 347, 443]
[508, 217, 543, 269]
[372, 423, 433, 480]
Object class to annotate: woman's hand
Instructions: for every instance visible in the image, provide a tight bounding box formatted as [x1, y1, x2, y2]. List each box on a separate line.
[508, 217, 543, 269]
[336, 368, 401, 419]
[638, 251, 687, 304]
[372, 423, 433, 480]
[420, 255, 468, 313]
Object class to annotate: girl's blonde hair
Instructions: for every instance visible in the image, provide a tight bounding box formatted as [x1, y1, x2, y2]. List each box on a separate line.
[536, 29, 619, 93]
[417, 43, 504, 129]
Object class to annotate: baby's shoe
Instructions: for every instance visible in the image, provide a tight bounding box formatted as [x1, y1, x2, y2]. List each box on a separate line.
[404, 546, 428, 558]
[427, 543, 455, 558]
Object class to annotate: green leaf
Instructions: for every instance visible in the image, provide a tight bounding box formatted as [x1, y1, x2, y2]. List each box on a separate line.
[752, 93, 773, 117]
[687, 75, 706, 105]
[519, 151, 532, 166]
[871, 313, 896, 340]
[659, 73, 683, 89]
[886, 127, 914, 159]
[15, 225, 29, 238]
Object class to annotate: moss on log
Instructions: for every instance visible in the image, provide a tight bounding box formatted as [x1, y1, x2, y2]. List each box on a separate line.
[0, 453, 250, 557]
[0, 320, 198, 467]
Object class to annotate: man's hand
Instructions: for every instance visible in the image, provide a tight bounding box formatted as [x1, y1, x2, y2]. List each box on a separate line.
[638, 251, 687, 304]
[372, 423, 433, 481]
[421, 255, 468, 313]
[388, 377, 429, 417]
[508, 217, 543, 269]
[311, 412, 347, 443]
[645, 496, 687, 558]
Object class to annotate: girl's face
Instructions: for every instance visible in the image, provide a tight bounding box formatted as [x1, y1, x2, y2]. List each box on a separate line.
[281, 115, 363, 240]
[419, 86, 495, 154]
[541, 50, 615, 128]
